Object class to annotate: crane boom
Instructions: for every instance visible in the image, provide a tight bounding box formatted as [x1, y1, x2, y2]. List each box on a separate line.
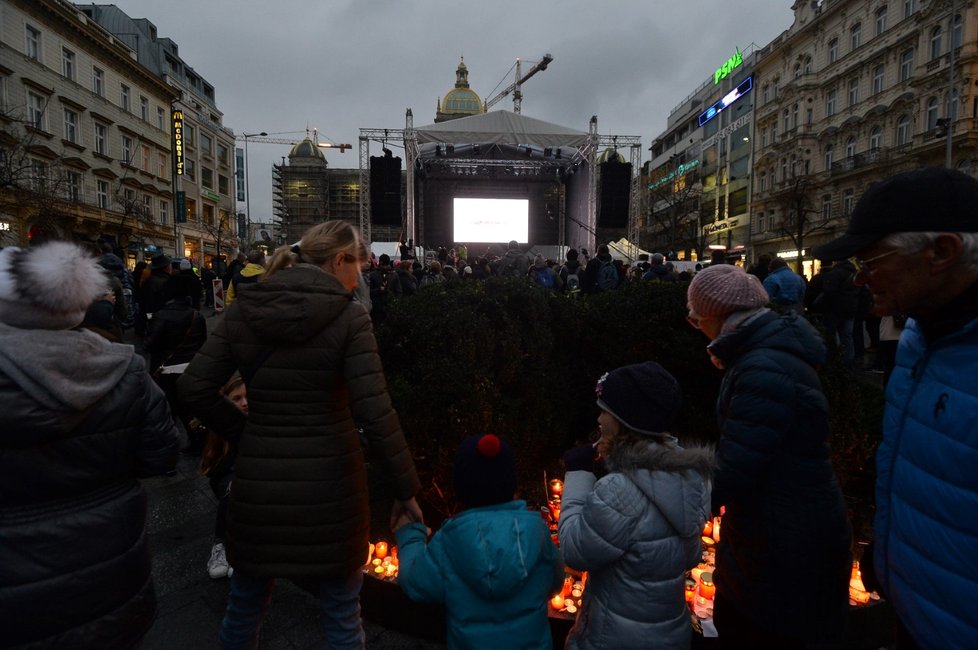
[485, 53, 554, 113]
[233, 134, 351, 151]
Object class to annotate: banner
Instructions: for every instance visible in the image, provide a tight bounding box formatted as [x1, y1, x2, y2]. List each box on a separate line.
[213, 279, 225, 313]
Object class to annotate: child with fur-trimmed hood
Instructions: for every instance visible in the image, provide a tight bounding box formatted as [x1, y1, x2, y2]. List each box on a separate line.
[558, 362, 712, 650]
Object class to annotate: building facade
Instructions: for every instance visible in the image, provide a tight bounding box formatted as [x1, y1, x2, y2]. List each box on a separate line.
[750, 0, 977, 275]
[645, 47, 758, 262]
[81, 4, 238, 269]
[435, 58, 484, 123]
[0, 0, 178, 262]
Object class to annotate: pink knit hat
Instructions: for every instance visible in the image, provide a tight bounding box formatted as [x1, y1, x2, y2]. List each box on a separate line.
[687, 264, 770, 318]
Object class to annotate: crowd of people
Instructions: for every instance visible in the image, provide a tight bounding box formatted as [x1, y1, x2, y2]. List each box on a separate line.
[1, 166, 976, 649]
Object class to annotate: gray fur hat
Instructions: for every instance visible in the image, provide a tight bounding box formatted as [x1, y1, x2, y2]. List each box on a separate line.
[0, 241, 109, 330]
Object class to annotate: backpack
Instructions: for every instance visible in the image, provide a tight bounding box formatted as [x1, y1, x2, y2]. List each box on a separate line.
[564, 267, 581, 294]
[115, 267, 136, 328]
[596, 259, 619, 290]
[532, 267, 554, 289]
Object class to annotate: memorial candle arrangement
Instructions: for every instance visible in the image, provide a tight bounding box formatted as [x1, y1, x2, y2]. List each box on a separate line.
[365, 540, 400, 581]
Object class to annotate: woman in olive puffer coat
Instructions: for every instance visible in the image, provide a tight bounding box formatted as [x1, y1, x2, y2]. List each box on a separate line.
[179, 221, 421, 649]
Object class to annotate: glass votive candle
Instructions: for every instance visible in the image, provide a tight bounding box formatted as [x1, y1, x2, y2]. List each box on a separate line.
[565, 603, 578, 614]
[550, 594, 565, 610]
[562, 577, 573, 597]
[698, 572, 716, 600]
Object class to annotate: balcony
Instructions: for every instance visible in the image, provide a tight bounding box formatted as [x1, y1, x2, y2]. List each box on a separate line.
[830, 148, 889, 176]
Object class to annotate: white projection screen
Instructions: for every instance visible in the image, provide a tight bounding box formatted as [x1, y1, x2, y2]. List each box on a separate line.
[453, 198, 529, 243]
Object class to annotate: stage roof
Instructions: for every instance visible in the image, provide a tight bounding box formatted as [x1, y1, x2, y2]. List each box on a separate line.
[414, 110, 590, 148]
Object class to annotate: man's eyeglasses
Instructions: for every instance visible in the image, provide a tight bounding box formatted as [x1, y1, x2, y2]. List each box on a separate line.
[854, 249, 898, 275]
[686, 313, 703, 329]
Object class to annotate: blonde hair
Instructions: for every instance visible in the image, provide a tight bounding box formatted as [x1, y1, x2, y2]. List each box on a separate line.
[264, 221, 361, 279]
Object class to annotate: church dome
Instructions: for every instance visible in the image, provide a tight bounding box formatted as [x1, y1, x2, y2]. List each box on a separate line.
[436, 57, 484, 121]
[597, 147, 626, 164]
[289, 137, 325, 160]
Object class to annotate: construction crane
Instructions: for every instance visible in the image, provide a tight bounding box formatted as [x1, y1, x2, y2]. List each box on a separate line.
[233, 129, 352, 152]
[484, 53, 554, 113]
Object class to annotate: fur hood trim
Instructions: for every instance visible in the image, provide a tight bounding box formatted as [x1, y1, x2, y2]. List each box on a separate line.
[604, 437, 715, 479]
[0, 242, 109, 330]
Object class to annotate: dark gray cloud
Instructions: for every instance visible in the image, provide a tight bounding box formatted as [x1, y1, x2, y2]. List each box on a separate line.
[112, 0, 792, 228]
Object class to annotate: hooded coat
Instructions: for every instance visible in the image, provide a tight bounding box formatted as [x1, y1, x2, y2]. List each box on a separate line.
[0, 325, 179, 648]
[707, 309, 850, 641]
[558, 439, 712, 650]
[178, 263, 420, 579]
[395, 500, 563, 649]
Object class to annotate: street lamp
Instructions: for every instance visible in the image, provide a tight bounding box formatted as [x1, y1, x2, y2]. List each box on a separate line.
[242, 131, 267, 245]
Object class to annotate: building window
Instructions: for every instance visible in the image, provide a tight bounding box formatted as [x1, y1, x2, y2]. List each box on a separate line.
[63, 108, 77, 143]
[95, 123, 107, 155]
[783, 109, 790, 132]
[157, 107, 165, 130]
[185, 158, 195, 181]
[760, 171, 767, 191]
[848, 78, 859, 106]
[200, 133, 212, 156]
[217, 144, 229, 166]
[829, 38, 839, 64]
[822, 195, 832, 220]
[120, 84, 131, 112]
[781, 158, 788, 182]
[158, 152, 167, 177]
[218, 174, 229, 195]
[953, 14, 963, 48]
[62, 48, 75, 80]
[843, 188, 855, 215]
[792, 103, 799, 128]
[806, 107, 814, 125]
[122, 136, 134, 165]
[27, 91, 45, 130]
[948, 87, 959, 120]
[804, 56, 812, 74]
[159, 200, 169, 225]
[202, 203, 214, 226]
[143, 194, 153, 217]
[873, 65, 885, 94]
[30, 160, 47, 192]
[851, 23, 862, 50]
[762, 85, 770, 103]
[846, 136, 857, 158]
[931, 26, 943, 60]
[97, 179, 109, 208]
[824, 145, 834, 171]
[140, 96, 149, 121]
[185, 124, 195, 147]
[870, 126, 883, 150]
[65, 171, 81, 202]
[904, 0, 917, 18]
[794, 62, 802, 79]
[927, 96, 940, 130]
[201, 166, 214, 190]
[876, 6, 887, 35]
[25, 26, 40, 61]
[141, 144, 151, 172]
[826, 89, 837, 117]
[762, 128, 769, 148]
[900, 49, 914, 81]
[93, 67, 105, 97]
[896, 114, 912, 145]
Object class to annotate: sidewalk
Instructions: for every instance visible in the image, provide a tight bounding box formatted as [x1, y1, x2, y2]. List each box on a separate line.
[141, 454, 444, 649]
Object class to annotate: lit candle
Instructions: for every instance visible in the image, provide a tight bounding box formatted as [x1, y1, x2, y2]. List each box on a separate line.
[849, 562, 871, 604]
[550, 594, 565, 609]
[701, 535, 716, 548]
[550, 479, 563, 495]
[691, 567, 705, 583]
[374, 541, 388, 560]
[374, 565, 384, 574]
[702, 519, 713, 537]
[372, 558, 382, 566]
[565, 603, 577, 614]
[698, 572, 715, 600]
[571, 588, 582, 598]
[712, 517, 721, 542]
[685, 579, 697, 604]
[562, 577, 573, 597]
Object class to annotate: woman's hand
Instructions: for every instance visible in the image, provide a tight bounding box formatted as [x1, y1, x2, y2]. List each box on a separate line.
[390, 496, 424, 530]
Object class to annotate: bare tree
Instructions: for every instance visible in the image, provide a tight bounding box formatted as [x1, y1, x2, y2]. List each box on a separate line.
[645, 171, 703, 258]
[195, 210, 238, 268]
[773, 176, 831, 273]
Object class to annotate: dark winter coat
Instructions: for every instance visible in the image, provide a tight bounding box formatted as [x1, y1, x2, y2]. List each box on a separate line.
[0, 325, 179, 648]
[143, 300, 207, 371]
[138, 269, 172, 316]
[178, 263, 420, 579]
[820, 261, 860, 318]
[707, 309, 850, 642]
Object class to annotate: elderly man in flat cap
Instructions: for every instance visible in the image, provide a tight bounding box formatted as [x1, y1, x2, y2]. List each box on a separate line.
[813, 166, 978, 650]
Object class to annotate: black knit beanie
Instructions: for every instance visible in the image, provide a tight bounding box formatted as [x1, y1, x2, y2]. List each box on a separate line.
[453, 434, 518, 508]
[595, 361, 682, 435]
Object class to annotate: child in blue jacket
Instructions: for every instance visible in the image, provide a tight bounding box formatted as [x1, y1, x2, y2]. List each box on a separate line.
[394, 434, 563, 649]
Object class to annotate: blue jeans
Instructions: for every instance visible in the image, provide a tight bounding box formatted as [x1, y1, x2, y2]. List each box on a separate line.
[823, 313, 855, 370]
[219, 569, 365, 649]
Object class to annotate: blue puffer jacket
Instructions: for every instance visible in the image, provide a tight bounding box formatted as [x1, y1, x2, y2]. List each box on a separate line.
[762, 265, 806, 305]
[395, 500, 563, 650]
[874, 315, 978, 649]
[708, 309, 850, 642]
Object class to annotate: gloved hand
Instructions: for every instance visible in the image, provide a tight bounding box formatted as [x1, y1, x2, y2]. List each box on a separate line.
[563, 443, 598, 473]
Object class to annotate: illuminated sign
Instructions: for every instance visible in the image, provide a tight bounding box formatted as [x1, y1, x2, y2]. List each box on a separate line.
[714, 48, 743, 85]
[649, 159, 700, 190]
[703, 218, 740, 234]
[172, 110, 184, 175]
[698, 76, 753, 127]
[777, 249, 807, 259]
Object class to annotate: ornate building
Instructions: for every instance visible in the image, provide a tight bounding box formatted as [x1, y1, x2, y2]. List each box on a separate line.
[273, 136, 329, 244]
[750, 0, 977, 275]
[435, 58, 485, 123]
[0, 0, 179, 262]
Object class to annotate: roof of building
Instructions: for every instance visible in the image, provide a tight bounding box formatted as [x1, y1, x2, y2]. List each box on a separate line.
[289, 137, 326, 160]
[439, 57, 484, 117]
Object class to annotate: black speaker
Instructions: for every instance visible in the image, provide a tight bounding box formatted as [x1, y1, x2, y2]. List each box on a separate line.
[370, 155, 402, 225]
[598, 160, 631, 228]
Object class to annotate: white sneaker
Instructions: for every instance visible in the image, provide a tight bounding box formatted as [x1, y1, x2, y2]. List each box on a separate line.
[207, 542, 229, 579]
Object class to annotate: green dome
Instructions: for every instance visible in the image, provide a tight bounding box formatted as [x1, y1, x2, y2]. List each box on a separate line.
[289, 138, 325, 160]
[443, 88, 483, 113]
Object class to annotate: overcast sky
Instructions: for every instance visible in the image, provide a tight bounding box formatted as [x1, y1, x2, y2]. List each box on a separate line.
[110, 0, 794, 225]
